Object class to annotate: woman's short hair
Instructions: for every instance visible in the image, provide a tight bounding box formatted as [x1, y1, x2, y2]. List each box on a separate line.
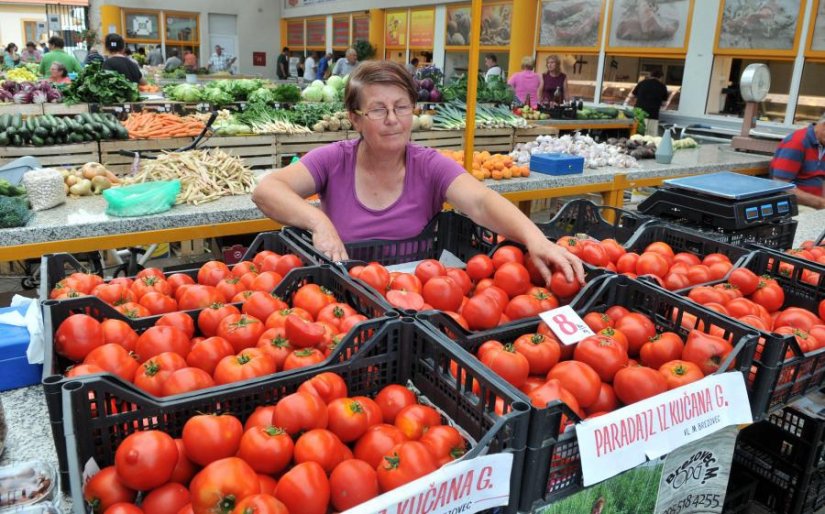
[105, 33, 125, 53]
[51, 62, 68, 77]
[344, 60, 417, 112]
[5, 43, 17, 53]
[521, 56, 535, 70]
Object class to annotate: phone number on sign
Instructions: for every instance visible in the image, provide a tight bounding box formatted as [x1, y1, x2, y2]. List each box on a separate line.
[662, 493, 722, 514]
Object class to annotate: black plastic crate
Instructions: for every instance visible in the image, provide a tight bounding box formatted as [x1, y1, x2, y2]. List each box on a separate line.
[622, 222, 753, 264]
[722, 468, 757, 513]
[536, 199, 655, 244]
[675, 249, 825, 414]
[62, 319, 530, 514]
[653, 218, 798, 251]
[42, 265, 391, 491]
[816, 227, 824, 246]
[282, 210, 501, 266]
[733, 439, 825, 514]
[39, 230, 322, 301]
[418, 274, 761, 512]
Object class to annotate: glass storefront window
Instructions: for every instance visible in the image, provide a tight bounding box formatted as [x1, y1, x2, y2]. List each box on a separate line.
[166, 15, 197, 42]
[705, 57, 792, 123]
[794, 61, 825, 124]
[537, 52, 599, 102]
[125, 11, 160, 41]
[601, 55, 684, 110]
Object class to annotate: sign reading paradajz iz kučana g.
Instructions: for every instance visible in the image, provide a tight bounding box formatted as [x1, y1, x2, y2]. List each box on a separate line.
[341, 453, 513, 514]
[576, 372, 753, 486]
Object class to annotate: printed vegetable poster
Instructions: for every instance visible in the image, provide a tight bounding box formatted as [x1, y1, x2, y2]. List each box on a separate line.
[409, 10, 435, 48]
[609, 0, 692, 49]
[539, 0, 603, 48]
[386, 11, 407, 47]
[446, 6, 471, 46]
[480, 4, 512, 46]
[810, 0, 825, 52]
[717, 0, 801, 51]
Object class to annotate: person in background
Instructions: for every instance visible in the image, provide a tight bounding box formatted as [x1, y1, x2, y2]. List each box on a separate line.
[40, 42, 49, 54]
[769, 113, 825, 209]
[4, 43, 20, 67]
[102, 33, 146, 85]
[332, 48, 358, 77]
[252, 60, 585, 284]
[508, 56, 541, 108]
[296, 55, 305, 80]
[540, 54, 569, 105]
[484, 54, 502, 82]
[147, 45, 164, 66]
[20, 42, 42, 64]
[48, 62, 71, 84]
[39, 36, 81, 76]
[624, 69, 668, 136]
[183, 48, 197, 72]
[406, 57, 419, 76]
[164, 49, 182, 71]
[304, 51, 317, 82]
[317, 52, 333, 80]
[208, 45, 236, 73]
[83, 47, 104, 66]
[277, 46, 290, 79]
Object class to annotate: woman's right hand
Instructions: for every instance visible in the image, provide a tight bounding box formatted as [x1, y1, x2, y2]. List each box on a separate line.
[311, 219, 349, 262]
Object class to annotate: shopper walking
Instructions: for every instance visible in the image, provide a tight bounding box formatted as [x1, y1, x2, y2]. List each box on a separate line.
[102, 33, 146, 85]
[484, 54, 502, 82]
[20, 42, 42, 64]
[277, 47, 290, 79]
[317, 52, 333, 80]
[508, 56, 541, 107]
[540, 55, 569, 105]
[252, 60, 584, 285]
[624, 69, 669, 136]
[39, 36, 81, 76]
[332, 48, 359, 77]
[304, 51, 318, 82]
[165, 49, 182, 71]
[769, 113, 825, 209]
[147, 45, 164, 66]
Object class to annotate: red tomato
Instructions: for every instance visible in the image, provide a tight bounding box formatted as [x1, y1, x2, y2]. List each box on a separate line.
[357, 263, 392, 293]
[170, 438, 198, 485]
[386, 289, 425, 311]
[237, 425, 294, 475]
[84, 466, 136, 513]
[231, 261, 258, 278]
[573, 335, 629, 382]
[141, 483, 190, 514]
[374, 384, 418, 424]
[636, 252, 669, 278]
[659, 360, 705, 390]
[250, 271, 283, 292]
[274, 462, 330, 514]
[546, 360, 601, 408]
[55, 314, 104, 361]
[708, 261, 733, 281]
[585, 382, 618, 415]
[504, 294, 543, 321]
[282, 348, 325, 370]
[702, 253, 730, 266]
[197, 303, 241, 338]
[273, 391, 328, 435]
[293, 429, 349, 473]
[156, 312, 196, 339]
[197, 261, 233, 287]
[644, 242, 675, 264]
[294, 372, 347, 404]
[80, 343, 138, 381]
[605, 306, 630, 321]
[513, 333, 561, 375]
[481, 343, 530, 388]
[131, 276, 172, 300]
[614, 313, 657, 355]
[613, 366, 668, 404]
[284, 315, 326, 348]
[216, 314, 266, 353]
[104, 503, 143, 514]
[420, 425, 466, 466]
[556, 237, 583, 257]
[340, 314, 368, 334]
[422, 276, 463, 311]
[751, 280, 785, 313]
[213, 348, 276, 385]
[394, 404, 442, 440]
[135, 325, 191, 362]
[466, 254, 495, 281]
[330, 459, 380, 511]
[639, 332, 684, 370]
[256, 476, 278, 497]
[239, 292, 284, 324]
[492, 245, 525, 269]
[819, 299, 825, 323]
[598, 327, 629, 354]
[773, 307, 822, 332]
[92, 283, 136, 306]
[376, 441, 438, 492]
[186, 336, 235, 375]
[494, 262, 532, 298]
[291, 283, 335, 318]
[231, 495, 288, 514]
[583, 312, 613, 332]
[549, 271, 581, 298]
[189, 457, 260, 514]
[354, 424, 408, 468]
[528, 286, 559, 311]
[446, 268, 473, 296]
[183, 414, 243, 466]
[663, 273, 691, 291]
[274, 254, 303, 277]
[580, 242, 610, 267]
[133, 352, 187, 396]
[616, 253, 640, 274]
[253, 251, 278, 270]
[672, 252, 701, 267]
[161, 367, 215, 396]
[115, 430, 178, 490]
[166, 273, 196, 294]
[137, 292, 177, 315]
[688, 286, 727, 305]
[388, 273, 423, 294]
[682, 330, 734, 375]
[327, 397, 370, 442]
[461, 294, 502, 331]
[527, 379, 584, 427]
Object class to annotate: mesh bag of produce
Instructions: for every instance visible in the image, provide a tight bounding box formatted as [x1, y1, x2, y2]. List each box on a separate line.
[103, 180, 180, 217]
[0, 196, 32, 228]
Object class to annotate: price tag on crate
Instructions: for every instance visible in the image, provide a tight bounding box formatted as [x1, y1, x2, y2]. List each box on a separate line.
[539, 305, 593, 345]
[123, 104, 132, 113]
[112, 106, 123, 113]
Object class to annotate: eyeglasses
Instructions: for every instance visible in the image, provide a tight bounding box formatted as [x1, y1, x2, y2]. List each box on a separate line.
[355, 105, 414, 120]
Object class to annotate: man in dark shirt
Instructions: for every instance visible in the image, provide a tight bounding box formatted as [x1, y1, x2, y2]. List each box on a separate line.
[277, 47, 290, 79]
[625, 69, 669, 136]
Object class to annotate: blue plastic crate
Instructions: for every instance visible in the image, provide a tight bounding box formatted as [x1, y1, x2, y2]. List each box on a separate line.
[0, 305, 41, 391]
[529, 153, 584, 175]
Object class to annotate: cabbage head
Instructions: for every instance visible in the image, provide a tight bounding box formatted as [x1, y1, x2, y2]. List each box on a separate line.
[321, 85, 338, 103]
[326, 75, 344, 90]
[301, 85, 324, 102]
[171, 84, 201, 102]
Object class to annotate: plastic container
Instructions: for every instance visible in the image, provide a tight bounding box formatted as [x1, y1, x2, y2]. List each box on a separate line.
[0, 461, 58, 510]
[0, 156, 41, 185]
[722, 468, 757, 513]
[0, 305, 42, 392]
[61, 319, 530, 514]
[535, 199, 655, 244]
[655, 218, 797, 251]
[418, 273, 761, 512]
[529, 153, 584, 175]
[622, 221, 753, 265]
[674, 249, 825, 415]
[43, 265, 393, 492]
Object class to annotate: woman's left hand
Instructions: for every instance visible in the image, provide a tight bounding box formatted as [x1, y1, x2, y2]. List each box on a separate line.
[525, 237, 586, 286]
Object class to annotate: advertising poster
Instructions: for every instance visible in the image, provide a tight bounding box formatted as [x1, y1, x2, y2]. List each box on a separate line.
[480, 3, 512, 46]
[386, 11, 407, 47]
[539, 0, 603, 48]
[410, 9, 435, 48]
[446, 6, 471, 46]
[717, 0, 801, 51]
[609, 0, 692, 49]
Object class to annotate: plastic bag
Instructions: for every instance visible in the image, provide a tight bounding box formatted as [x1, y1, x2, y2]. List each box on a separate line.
[103, 180, 180, 217]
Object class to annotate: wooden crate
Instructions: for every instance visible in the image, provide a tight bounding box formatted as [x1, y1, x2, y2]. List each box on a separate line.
[43, 103, 90, 115]
[513, 126, 561, 145]
[0, 103, 43, 116]
[0, 142, 98, 168]
[198, 135, 277, 169]
[474, 128, 515, 153]
[99, 137, 194, 175]
[274, 131, 355, 162]
[412, 128, 515, 153]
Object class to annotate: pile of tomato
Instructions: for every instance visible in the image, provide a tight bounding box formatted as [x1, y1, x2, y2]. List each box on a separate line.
[555, 236, 738, 291]
[783, 239, 825, 267]
[462, 306, 737, 427]
[84, 372, 468, 514]
[56, 281, 373, 396]
[349, 245, 584, 331]
[48, 250, 305, 317]
[683, 266, 825, 357]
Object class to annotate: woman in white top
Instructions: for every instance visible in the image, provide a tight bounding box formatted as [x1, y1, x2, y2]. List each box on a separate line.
[304, 51, 317, 81]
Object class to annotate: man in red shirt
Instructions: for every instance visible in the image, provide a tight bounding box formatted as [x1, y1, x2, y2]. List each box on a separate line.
[769, 114, 825, 209]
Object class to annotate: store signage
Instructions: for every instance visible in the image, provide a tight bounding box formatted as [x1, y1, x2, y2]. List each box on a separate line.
[386, 12, 407, 47]
[409, 10, 435, 48]
[253, 52, 266, 67]
[653, 426, 737, 514]
[577, 372, 752, 486]
[539, 305, 593, 346]
[341, 453, 512, 514]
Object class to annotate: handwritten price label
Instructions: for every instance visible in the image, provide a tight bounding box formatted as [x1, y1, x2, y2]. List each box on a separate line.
[539, 305, 594, 346]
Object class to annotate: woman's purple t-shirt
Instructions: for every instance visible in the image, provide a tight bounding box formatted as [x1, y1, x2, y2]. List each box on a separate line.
[301, 138, 464, 242]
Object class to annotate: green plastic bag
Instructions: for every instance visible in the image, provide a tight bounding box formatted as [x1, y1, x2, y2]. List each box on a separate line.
[103, 180, 181, 217]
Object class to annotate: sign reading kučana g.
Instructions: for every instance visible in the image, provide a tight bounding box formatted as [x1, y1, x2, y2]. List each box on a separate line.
[576, 372, 752, 486]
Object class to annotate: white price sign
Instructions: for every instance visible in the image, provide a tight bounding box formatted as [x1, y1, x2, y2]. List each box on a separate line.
[539, 305, 594, 346]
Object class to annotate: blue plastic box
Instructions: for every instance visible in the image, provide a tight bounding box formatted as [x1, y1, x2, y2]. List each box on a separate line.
[529, 153, 585, 175]
[0, 305, 42, 391]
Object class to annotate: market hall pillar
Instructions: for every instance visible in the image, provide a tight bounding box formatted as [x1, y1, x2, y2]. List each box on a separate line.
[369, 9, 385, 61]
[508, 0, 538, 77]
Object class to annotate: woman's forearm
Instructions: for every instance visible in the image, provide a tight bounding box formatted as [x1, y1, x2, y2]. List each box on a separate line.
[252, 175, 334, 232]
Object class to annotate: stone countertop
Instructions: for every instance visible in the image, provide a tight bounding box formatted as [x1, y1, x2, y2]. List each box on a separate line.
[793, 208, 825, 247]
[534, 118, 635, 127]
[1, 145, 772, 248]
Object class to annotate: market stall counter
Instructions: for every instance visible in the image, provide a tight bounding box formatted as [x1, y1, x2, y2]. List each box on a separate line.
[0, 145, 772, 261]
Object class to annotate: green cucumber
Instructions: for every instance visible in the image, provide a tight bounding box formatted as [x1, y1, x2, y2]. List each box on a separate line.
[0, 131, 9, 146]
[31, 135, 45, 146]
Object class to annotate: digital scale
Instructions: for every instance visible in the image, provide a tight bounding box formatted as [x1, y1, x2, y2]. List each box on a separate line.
[638, 172, 797, 230]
